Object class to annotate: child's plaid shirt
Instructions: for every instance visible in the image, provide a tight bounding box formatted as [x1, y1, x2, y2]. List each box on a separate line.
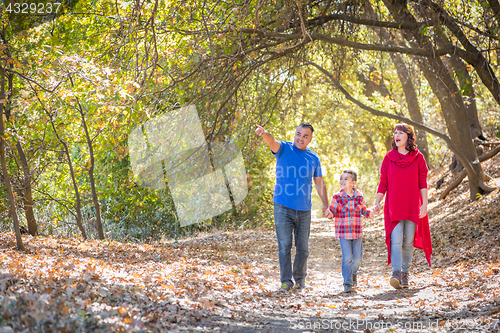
[329, 189, 371, 240]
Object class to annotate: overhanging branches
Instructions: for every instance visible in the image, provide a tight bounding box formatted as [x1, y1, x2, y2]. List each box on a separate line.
[230, 29, 468, 59]
[298, 57, 482, 182]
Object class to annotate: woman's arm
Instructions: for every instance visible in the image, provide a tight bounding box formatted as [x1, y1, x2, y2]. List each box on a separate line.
[418, 153, 429, 218]
[419, 188, 428, 218]
[374, 192, 385, 214]
[373, 155, 389, 215]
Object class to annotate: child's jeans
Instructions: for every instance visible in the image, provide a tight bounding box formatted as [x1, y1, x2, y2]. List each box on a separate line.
[390, 220, 416, 273]
[339, 237, 363, 287]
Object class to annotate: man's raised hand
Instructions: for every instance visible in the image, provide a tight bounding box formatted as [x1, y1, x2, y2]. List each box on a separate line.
[255, 124, 280, 153]
[255, 124, 266, 136]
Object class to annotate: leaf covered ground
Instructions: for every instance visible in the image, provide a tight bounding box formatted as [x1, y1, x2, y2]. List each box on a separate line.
[1, 157, 500, 332]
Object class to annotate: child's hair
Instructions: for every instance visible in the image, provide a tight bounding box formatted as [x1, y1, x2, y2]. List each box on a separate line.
[341, 170, 357, 181]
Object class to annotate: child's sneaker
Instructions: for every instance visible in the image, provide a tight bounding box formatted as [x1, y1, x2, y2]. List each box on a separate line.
[278, 283, 293, 292]
[353, 274, 357, 288]
[295, 280, 310, 291]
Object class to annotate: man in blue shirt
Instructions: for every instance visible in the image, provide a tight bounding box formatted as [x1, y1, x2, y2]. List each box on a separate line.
[255, 123, 330, 292]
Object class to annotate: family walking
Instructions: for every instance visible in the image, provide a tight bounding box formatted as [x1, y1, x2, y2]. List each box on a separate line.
[255, 122, 432, 293]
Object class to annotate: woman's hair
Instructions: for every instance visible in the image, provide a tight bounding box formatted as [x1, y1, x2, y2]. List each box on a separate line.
[341, 170, 357, 182]
[392, 123, 417, 152]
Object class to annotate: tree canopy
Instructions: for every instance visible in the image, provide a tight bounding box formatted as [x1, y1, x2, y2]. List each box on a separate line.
[1, 0, 499, 248]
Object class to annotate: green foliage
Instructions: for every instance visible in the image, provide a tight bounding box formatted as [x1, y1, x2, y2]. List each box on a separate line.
[2, 0, 500, 241]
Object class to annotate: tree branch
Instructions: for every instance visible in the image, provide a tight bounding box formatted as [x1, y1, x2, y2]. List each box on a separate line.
[299, 57, 480, 181]
[423, 0, 500, 106]
[440, 145, 500, 199]
[483, 0, 500, 26]
[307, 13, 438, 30]
[235, 29, 465, 58]
[33, 188, 78, 219]
[4, 68, 68, 93]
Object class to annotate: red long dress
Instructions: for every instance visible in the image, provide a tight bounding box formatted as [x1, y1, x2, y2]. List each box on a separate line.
[377, 149, 432, 266]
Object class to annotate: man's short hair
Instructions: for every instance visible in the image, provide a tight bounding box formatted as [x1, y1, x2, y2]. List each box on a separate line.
[298, 123, 314, 134]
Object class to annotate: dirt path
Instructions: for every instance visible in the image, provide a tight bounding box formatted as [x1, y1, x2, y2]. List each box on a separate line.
[186, 216, 499, 333]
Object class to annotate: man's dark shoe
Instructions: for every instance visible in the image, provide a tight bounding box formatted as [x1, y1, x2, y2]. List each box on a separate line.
[343, 284, 353, 293]
[401, 272, 409, 288]
[352, 274, 357, 288]
[390, 271, 402, 289]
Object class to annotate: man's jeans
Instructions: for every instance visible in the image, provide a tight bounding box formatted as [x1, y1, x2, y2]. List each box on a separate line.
[274, 203, 311, 286]
[339, 237, 363, 287]
[390, 220, 416, 273]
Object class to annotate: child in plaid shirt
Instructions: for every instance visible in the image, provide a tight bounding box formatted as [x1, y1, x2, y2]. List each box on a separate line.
[326, 170, 376, 293]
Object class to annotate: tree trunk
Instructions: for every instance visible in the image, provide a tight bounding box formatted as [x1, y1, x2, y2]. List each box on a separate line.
[477, 0, 500, 26]
[0, 67, 24, 251]
[423, 0, 500, 107]
[440, 53, 485, 172]
[485, 0, 500, 25]
[76, 99, 104, 240]
[440, 145, 500, 199]
[390, 53, 430, 164]
[364, 132, 379, 162]
[382, 0, 494, 200]
[16, 142, 37, 236]
[429, 26, 485, 140]
[207, 142, 238, 221]
[446, 55, 484, 139]
[2, 43, 38, 236]
[363, 2, 430, 164]
[44, 110, 87, 239]
[417, 50, 485, 200]
[356, 72, 391, 97]
[384, 134, 393, 152]
[62, 141, 87, 239]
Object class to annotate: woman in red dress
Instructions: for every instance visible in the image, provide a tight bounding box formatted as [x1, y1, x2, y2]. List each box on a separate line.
[374, 123, 432, 289]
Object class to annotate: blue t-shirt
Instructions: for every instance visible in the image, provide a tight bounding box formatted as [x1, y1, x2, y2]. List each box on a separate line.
[272, 141, 323, 211]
